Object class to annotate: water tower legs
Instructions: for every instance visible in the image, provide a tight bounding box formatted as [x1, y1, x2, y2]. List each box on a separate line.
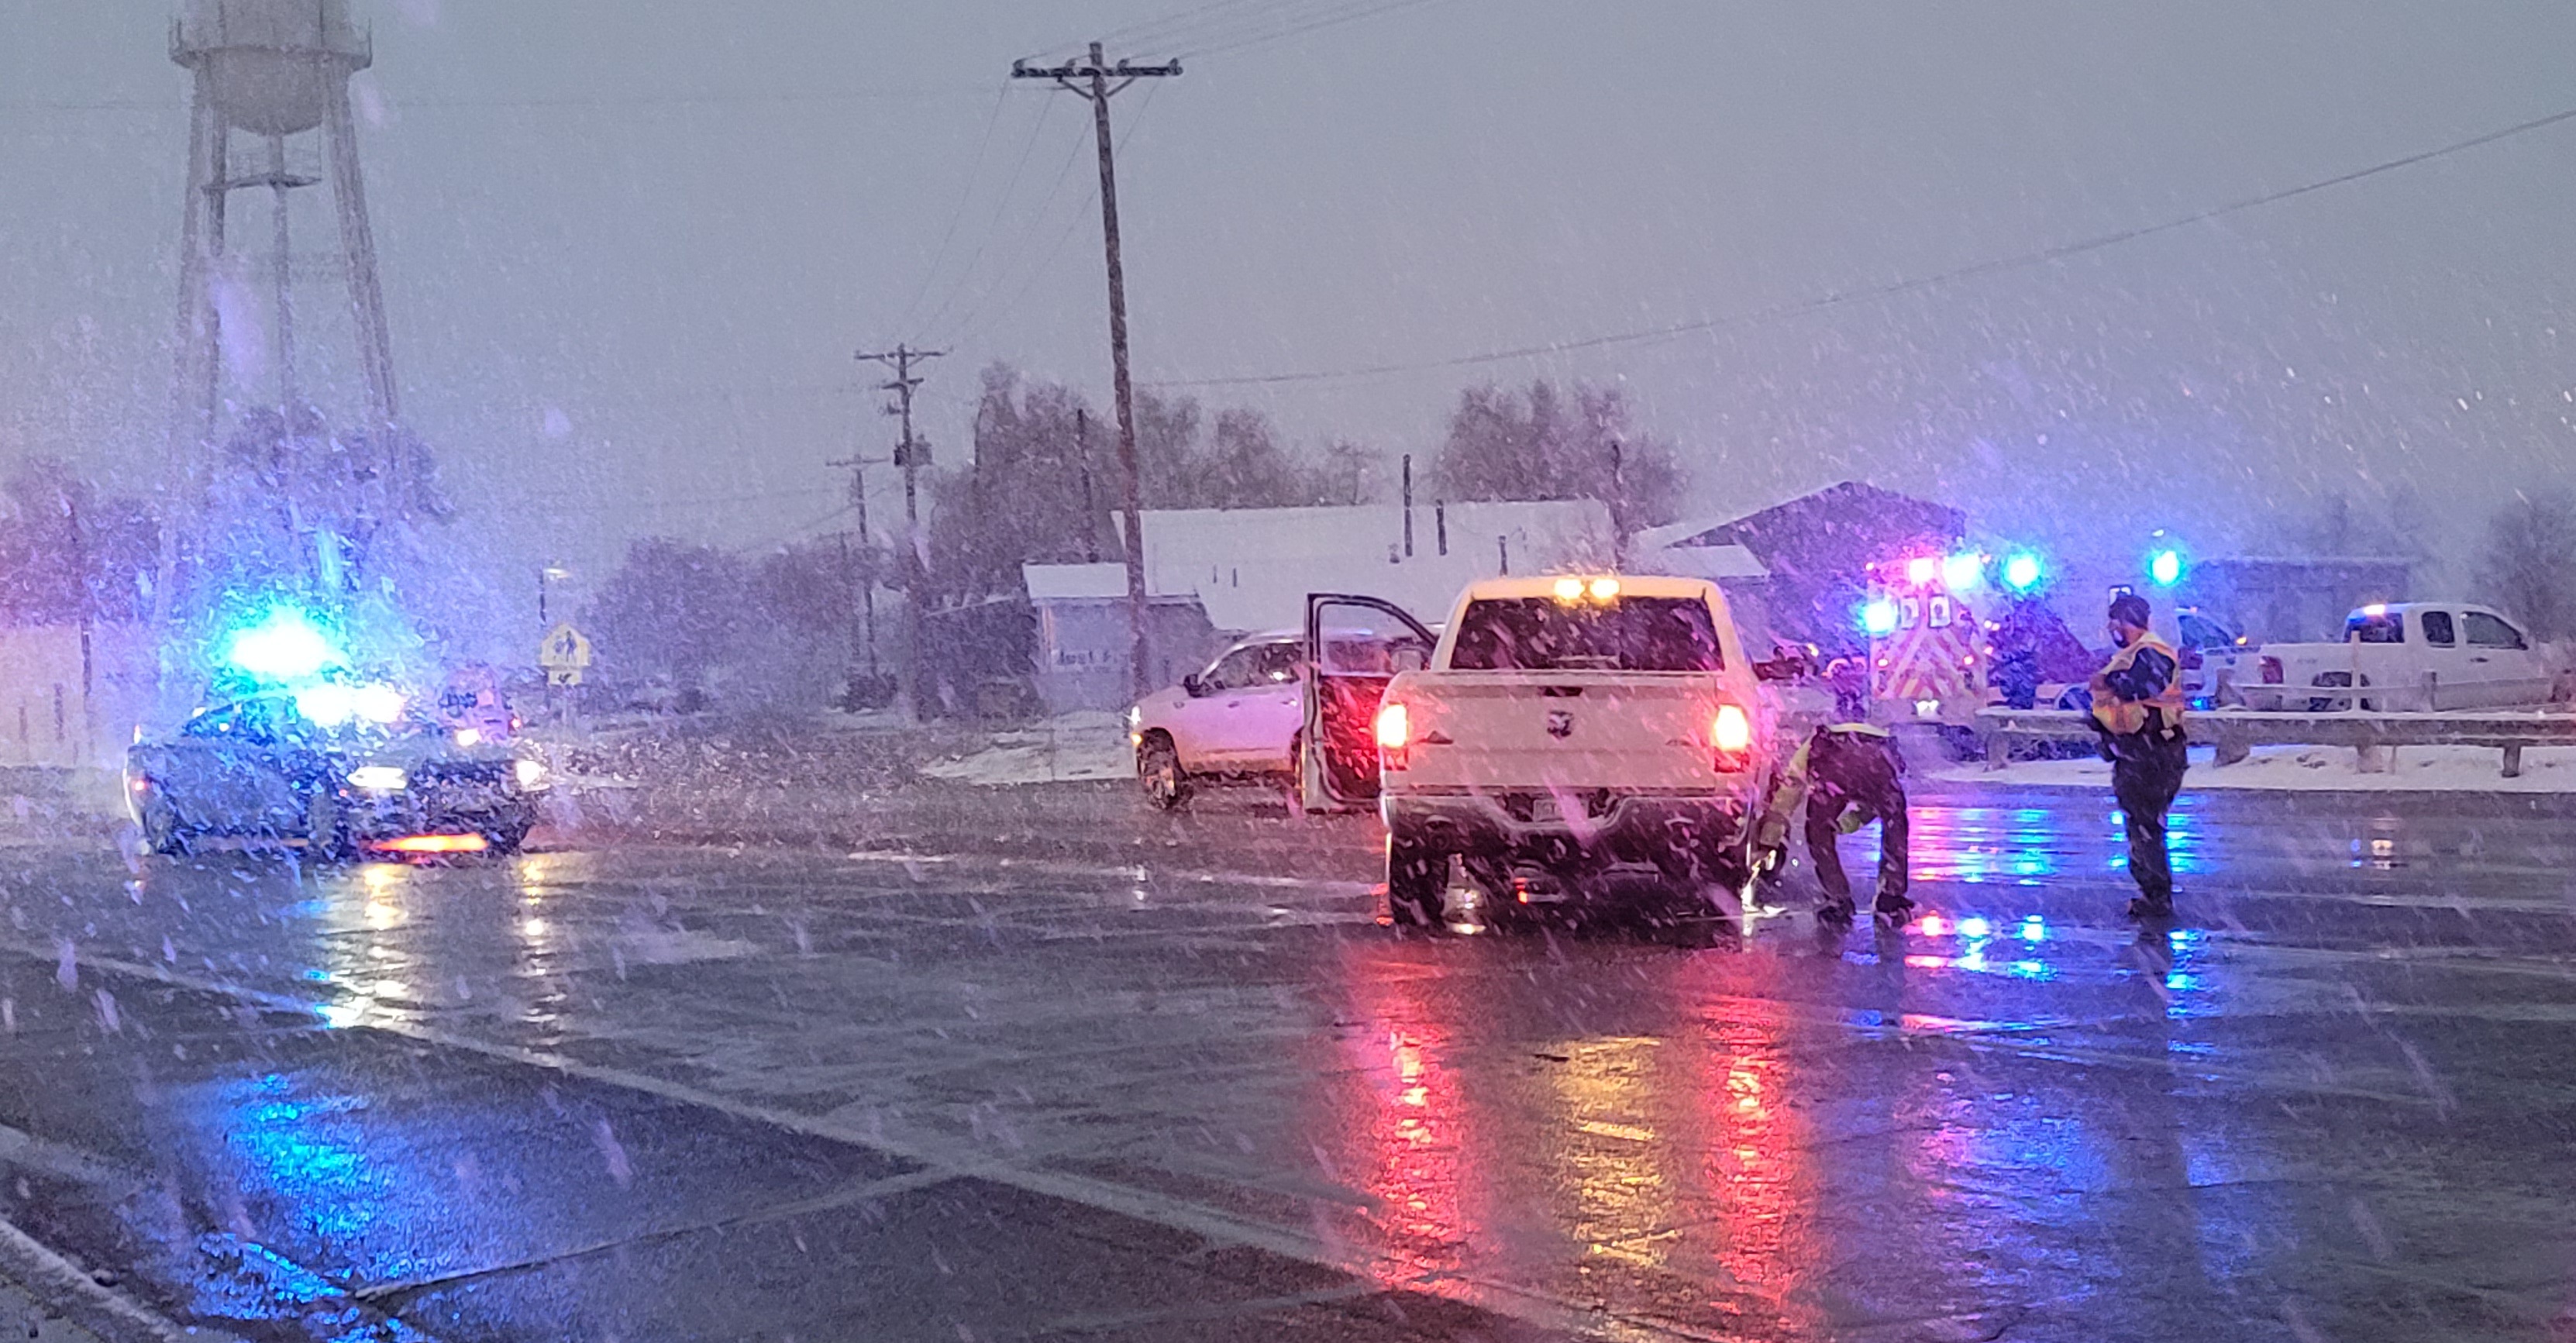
[325, 82, 397, 433]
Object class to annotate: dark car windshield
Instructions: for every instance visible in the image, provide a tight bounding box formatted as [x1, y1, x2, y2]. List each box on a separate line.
[1449, 597, 1723, 672]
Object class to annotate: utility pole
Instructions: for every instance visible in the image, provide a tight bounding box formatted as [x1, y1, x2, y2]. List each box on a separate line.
[856, 345, 943, 714]
[825, 452, 889, 685]
[1014, 43, 1181, 700]
[1075, 408, 1100, 563]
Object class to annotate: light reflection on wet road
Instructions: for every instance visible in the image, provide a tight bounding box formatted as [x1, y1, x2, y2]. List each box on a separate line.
[2, 784, 2574, 1340]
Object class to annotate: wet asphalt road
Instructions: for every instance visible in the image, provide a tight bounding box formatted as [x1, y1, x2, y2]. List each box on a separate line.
[2, 782, 2576, 1341]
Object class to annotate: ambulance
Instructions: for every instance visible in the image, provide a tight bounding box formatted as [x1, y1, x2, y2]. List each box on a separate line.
[1860, 554, 1987, 726]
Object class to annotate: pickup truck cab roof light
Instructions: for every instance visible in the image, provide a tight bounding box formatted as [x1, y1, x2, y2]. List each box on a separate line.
[1550, 576, 1624, 604]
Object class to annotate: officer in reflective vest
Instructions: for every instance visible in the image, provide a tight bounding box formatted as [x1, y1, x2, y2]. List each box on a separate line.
[1758, 699, 1913, 924]
[2089, 591, 2189, 918]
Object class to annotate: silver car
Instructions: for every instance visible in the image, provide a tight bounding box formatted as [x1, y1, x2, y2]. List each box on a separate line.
[126, 690, 549, 858]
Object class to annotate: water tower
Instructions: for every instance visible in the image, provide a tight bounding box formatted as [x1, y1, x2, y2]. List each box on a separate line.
[164, 0, 445, 644]
[168, 0, 401, 477]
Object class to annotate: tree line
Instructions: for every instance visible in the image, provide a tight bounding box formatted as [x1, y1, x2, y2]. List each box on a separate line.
[586, 367, 1691, 709]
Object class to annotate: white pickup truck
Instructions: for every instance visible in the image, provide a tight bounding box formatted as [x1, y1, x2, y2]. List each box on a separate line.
[2237, 602, 2560, 711]
[1298, 575, 1781, 927]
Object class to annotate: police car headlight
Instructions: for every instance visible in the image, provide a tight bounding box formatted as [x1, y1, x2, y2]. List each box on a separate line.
[513, 758, 550, 790]
[346, 766, 408, 793]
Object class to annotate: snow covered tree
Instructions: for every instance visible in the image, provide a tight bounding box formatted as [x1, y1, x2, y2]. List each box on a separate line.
[1428, 381, 1686, 530]
[584, 538, 752, 691]
[2481, 489, 2576, 641]
[0, 459, 159, 627]
[1135, 391, 1318, 509]
[927, 364, 1113, 603]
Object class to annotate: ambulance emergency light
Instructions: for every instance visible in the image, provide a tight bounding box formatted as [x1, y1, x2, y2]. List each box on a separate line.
[2002, 552, 2045, 594]
[2145, 530, 2187, 587]
[1860, 597, 1901, 636]
[1941, 553, 1985, 592]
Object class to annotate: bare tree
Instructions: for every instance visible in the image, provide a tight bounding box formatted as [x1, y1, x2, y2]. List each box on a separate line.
[1427, 380, 1687, 529]
[2481, 489, 2576, 641]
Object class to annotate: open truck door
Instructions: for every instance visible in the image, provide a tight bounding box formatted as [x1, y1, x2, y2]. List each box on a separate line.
[1300, 594, 1437, 813]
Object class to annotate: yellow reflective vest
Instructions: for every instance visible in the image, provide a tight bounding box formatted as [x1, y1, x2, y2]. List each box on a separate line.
[1755, 722, 1892, 852]
[2089, 635, 2187, 739]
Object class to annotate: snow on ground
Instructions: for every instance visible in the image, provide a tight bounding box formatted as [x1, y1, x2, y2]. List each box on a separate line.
[920, 711, 1133, 787]
[1934, 743, 2576, 793]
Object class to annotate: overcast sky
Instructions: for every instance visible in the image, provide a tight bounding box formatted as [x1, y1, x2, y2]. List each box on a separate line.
[4, 0, 2572, 626]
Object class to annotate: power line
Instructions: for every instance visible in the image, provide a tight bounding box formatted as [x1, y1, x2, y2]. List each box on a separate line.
[894, 84, 1013, 336]
[1180, 0, 1456, 58]
[1149, 102, 2576, 389]
[952, 81, 1166, 352]
[929, 115, 1093, 347]
[1021, 0, 1267, 63]
[917, 97, 1062, 340]
[0, 88, 992, 116]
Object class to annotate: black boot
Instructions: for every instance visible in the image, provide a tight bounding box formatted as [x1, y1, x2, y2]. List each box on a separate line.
[2125, 894, 2174, 921]
[1874, 893, 1917, 924]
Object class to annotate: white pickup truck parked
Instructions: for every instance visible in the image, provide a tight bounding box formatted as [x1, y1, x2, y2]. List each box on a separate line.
[1299, 575, 1781, 927]
[2238, 602, 2560, 711]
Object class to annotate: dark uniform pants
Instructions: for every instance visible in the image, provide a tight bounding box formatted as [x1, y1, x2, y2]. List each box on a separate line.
[1806, 729, 1908, 909]
[2111, 734, 2189, 905]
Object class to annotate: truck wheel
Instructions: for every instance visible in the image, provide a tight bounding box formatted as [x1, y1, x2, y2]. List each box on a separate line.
[1386, 838, 1447, 927]
[485, 814, 536, 855]
[139, 789, 192, 857]
[1138, 735, 1191, 811]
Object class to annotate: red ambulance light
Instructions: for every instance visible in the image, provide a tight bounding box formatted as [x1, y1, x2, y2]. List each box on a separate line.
[1906, 556, 1938, 587]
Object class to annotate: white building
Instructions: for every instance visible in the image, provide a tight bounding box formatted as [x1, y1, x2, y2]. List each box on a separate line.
[1025, 499, 1623, 711]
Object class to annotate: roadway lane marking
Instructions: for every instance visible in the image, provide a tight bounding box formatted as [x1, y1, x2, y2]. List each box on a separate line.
[0, 938, 1715, 1343]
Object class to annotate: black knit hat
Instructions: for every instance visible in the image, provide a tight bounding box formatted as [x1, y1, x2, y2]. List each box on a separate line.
[2108, 591, 2153, 629]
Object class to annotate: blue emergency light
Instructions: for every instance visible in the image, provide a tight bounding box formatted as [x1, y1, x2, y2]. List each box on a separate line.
[223, 608, 344, 682]
[2002, 552, 2044, 594]
[1860, 597, 1901, 637]
[2145, 531, 2187, 587]
[1941, 553, 1985, 592]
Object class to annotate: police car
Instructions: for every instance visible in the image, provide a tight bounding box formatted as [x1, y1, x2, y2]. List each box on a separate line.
[126, 684, 549, 859]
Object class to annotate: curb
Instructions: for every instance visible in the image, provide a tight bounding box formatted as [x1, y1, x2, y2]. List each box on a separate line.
[0, 1217, 236, 1343]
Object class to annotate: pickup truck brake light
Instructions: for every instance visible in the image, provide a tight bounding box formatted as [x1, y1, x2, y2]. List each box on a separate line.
[1375, 701, 1410, 770]
[1712, 704, 1752, 772]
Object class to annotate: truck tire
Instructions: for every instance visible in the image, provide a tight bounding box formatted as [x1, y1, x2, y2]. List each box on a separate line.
[138, 788, 192, 857]
[485, 812, 537, 855]
[1138, 735, 1191, 811]
[1386, 836, 1446, 928]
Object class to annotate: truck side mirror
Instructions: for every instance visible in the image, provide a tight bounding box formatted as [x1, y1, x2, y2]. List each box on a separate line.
[1182, 672, 1207, 697]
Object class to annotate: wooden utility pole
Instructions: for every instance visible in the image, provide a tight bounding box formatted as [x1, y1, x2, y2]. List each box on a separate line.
[1014, 43, 1180, 699]
[857, 345, 942, 712]
[825, 452, 889, 684]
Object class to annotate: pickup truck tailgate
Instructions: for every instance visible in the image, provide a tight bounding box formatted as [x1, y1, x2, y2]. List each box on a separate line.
[1392, 672, 1737, 792]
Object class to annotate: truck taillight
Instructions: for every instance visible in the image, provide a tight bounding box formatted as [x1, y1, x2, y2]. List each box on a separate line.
[2259, 656, 2283, 685]
[1376, 701, 1410, 770]
[1712, 704, 1751, 772]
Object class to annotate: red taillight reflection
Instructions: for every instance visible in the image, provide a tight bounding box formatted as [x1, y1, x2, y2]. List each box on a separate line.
[370, 833, 489, 854]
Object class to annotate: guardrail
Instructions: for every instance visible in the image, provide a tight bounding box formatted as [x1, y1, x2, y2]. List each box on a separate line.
[1975, 707, 2576, 778]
